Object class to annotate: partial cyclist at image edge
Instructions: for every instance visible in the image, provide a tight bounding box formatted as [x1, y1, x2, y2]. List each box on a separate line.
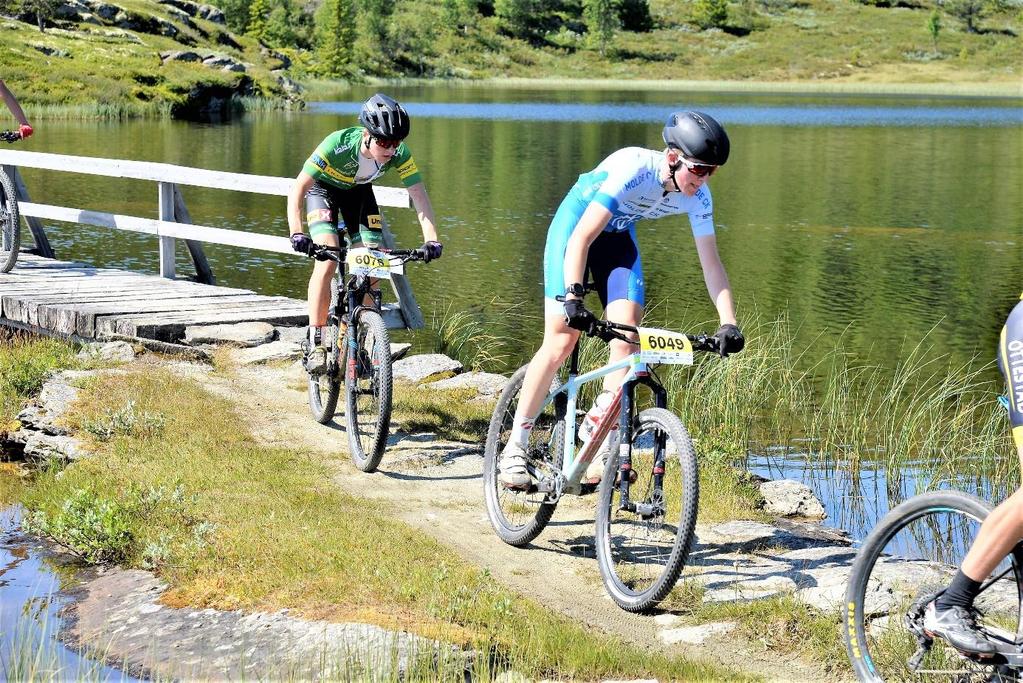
[921, 292, 1023, 655]
[286, 92, 442, 374]
[0, 79, 33, 141]
[499, 110, 746, 490]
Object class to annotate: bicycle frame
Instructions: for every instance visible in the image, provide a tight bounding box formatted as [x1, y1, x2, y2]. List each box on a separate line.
[533, 339, 668, 496]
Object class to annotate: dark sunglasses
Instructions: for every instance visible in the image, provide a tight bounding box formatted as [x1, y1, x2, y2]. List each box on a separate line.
[373, 137, 401, 150]
[680, 158, 717, 178]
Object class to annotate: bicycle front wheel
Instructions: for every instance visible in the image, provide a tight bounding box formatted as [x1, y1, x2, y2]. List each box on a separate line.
[308, 319, 342, 424]
[595, 407, 698, 613]
[483, 364, 565, 546]
[0, 170, 20, 273]
[344, 310, 392, 473]
[844, 490, 1023, 682]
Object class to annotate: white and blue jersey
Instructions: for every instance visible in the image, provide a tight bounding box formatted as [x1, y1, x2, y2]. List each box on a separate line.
[543, 147, 716, 307]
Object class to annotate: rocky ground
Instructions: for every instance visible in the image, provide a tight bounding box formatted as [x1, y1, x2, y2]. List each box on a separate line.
[4, 327, 876, 681]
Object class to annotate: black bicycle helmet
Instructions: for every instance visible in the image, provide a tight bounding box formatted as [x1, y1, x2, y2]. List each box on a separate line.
[359, 93, 410, 140]
[662, 110, 730, 166]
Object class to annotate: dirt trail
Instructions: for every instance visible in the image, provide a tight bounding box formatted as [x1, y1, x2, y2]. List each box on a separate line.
[197, 357, 847, 683]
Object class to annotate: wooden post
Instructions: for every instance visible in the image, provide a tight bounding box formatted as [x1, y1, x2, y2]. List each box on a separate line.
[4, 166, 54, 258]
[378, 214, 424, 330]
[172, 186, 216, 285]
[157, 181, 176, 279]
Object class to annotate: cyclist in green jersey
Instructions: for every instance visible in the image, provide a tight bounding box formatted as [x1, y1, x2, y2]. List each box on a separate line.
[287, 93, 442, 373]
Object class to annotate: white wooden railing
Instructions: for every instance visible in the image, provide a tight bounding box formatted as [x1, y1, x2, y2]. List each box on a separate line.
[0, 149, 424, 328]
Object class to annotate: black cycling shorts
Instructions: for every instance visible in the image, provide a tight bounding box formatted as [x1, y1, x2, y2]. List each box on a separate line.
[305, 181, 382, 247]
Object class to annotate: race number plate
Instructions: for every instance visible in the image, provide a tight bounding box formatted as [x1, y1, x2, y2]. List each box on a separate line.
[638, 327, 694, 365]
[346, 248, 403, 279]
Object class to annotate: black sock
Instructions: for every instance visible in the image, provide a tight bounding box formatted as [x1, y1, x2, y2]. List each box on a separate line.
[936, 569, 984, 611]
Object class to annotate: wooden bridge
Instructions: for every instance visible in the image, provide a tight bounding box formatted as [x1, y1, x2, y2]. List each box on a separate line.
[0, 149, 423, 346]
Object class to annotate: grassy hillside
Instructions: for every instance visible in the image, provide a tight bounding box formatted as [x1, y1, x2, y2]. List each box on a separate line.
[0, 0, 300, 118]
[1, 0, 1020, 120]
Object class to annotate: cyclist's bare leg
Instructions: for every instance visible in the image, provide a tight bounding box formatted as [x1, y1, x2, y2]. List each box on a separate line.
[600, 299, 642, 392]
[960, 442, 1023, 581]
[307, 232, 340, 326]
[515, 312, 582, 425]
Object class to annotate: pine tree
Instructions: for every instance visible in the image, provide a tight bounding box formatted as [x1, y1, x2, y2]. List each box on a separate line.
[583, 0, 620, 57]
[246, 0, 270, 40]
[315, 0, 357, 77]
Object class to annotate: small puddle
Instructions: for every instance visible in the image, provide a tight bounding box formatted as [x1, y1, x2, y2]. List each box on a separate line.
[0, 504, 139, 681]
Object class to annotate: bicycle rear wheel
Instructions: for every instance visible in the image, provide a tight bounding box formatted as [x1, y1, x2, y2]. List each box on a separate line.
[0, 169, 20, 273]
[483, 364, 564, 546]
[344, 309, 392, 473]
[595, 407, 698, 613]
[308, 318, 342, 424]
[844, 490, 1023, 682]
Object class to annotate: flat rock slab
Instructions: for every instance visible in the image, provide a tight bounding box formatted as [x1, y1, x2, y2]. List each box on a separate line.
[660, 621, 736, 645]
[232, 341, 302, 366]
[68, 568, 469, 680]
[184, 322, 276, 347]
[392, 354, 462, 382]
[77, 341, 137, 362]
[422, 371, 507, 396]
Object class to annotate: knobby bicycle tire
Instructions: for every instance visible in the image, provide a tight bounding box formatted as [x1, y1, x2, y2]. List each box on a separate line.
[345, 309, 392, 473]
[595, 407, 698, 612]
[308, 317, 342, 424]
[0, 169, 20, 273]
[844, 490, 1023, 682]
[483, 364, 565, 547]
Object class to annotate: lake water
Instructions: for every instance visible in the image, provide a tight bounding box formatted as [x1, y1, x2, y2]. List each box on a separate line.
[7, 85, 1023, 524]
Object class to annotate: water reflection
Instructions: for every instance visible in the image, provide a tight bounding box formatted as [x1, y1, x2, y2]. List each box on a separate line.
[313, 100, 1023, 126]
[0, 506, 137, 681]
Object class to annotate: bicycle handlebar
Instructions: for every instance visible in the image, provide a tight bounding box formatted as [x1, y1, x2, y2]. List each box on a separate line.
[591, 319, 720, 354]
[308, 244, 427, 264]
[1, 130, 22, 144]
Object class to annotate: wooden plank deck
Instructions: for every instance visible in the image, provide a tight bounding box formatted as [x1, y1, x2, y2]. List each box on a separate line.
[0, 254, 309, 343]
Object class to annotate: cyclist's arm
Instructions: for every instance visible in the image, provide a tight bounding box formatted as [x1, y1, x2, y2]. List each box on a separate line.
[694, 234, 737, 326]
[0, 80, 30, 128]
[407, 181, 438, 243]
[563, 203, 613, 298]
[287, 171, 316, 237]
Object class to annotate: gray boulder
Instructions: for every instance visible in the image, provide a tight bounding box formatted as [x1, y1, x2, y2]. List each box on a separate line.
[159, 50, 201, 63]
[197, 4, 225, 23]
[392, 354, 462, 383]
[233, 341, 302, 366]
[760, 479, 827, 519]
[424, 372, 507, 397]
[77, 341, 137, 362]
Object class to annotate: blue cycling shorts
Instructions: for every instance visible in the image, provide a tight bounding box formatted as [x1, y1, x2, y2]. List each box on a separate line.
[999, 296, 1023, 447]
[542, 193, 645, 312]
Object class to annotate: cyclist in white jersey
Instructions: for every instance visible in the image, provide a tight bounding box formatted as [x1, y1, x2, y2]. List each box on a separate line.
[500, 111, 745, 489]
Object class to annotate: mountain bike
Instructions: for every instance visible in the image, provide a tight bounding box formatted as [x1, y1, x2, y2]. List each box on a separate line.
[305, 244, 426, 473]
[482, 300, 721, 612]
[844, 398, 1022, 682]
[0, 129, 24, 273]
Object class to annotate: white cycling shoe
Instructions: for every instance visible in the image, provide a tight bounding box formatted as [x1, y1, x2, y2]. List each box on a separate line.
[498, 442, 532, 489]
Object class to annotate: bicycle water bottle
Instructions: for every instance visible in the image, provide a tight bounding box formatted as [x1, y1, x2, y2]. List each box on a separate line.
[580, 390, 615, 444]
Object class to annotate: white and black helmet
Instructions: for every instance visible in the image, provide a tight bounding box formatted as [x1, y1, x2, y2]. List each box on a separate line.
[359, 93, 410, 140]
[662, 110, 730, 166]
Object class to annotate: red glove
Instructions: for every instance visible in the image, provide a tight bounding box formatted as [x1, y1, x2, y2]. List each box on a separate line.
[19, 124, 33, 139]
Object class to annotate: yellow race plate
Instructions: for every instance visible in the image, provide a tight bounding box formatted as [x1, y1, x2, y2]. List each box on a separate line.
[638, 327, 694, 365]
[346, 248, 403, 279]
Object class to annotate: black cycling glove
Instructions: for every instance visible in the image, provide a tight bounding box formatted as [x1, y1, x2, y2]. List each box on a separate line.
[713, 323, 745, 357]
[421, 241, 443, 263]
[564, 299, 597, 334]
[290, 233, 316, 257]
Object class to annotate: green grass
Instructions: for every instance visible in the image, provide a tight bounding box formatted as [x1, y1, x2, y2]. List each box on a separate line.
[18, 368, 747, 681]
[0, 332, 80, 435]
[391, 381, 494, 442]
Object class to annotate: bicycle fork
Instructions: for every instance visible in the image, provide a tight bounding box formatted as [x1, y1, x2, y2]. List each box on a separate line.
[615, 376, 669, 517]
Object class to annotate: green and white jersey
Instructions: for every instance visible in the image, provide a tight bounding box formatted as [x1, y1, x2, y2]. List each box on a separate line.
[302, 126, 422, 190]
